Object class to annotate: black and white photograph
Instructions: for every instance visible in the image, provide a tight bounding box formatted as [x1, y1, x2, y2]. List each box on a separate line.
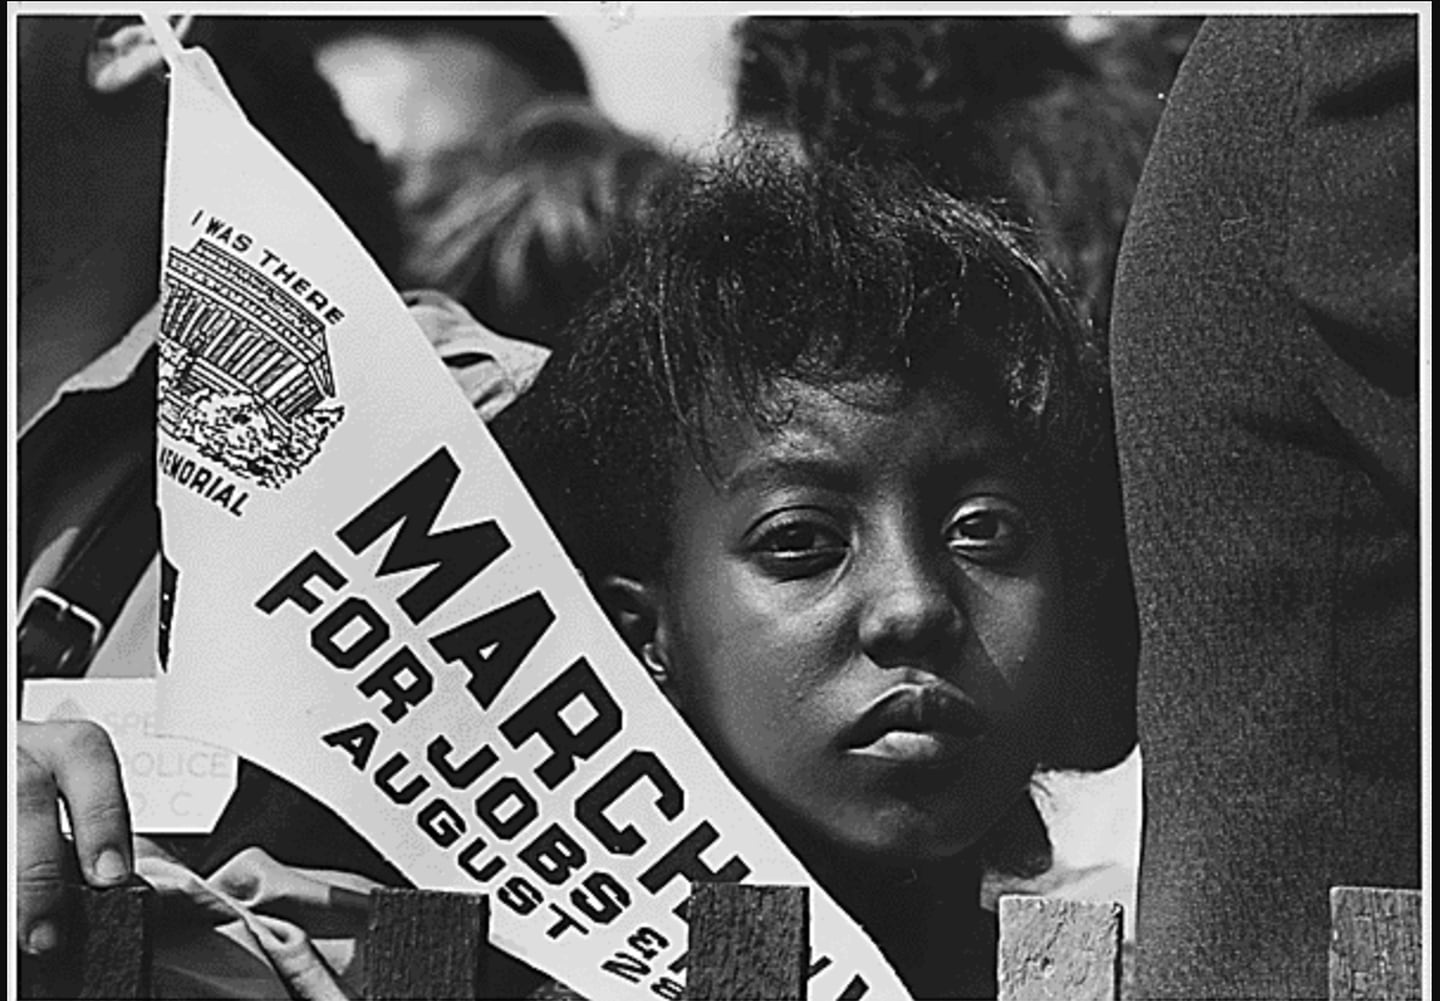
[10, 5, 1427, 1000]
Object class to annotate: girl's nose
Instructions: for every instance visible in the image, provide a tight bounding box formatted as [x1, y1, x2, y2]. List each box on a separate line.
[858, 534, 966, 670]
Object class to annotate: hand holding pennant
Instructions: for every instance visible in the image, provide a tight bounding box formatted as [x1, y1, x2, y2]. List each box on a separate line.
[143, 17, 911, 1001]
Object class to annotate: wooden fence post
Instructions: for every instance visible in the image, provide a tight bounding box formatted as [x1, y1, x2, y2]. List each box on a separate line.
[18, 884, 153, 1000]
[365, 887, 489, 1001]
[686, 883, 809, 1001]
[1329, 886, 1422, 1001]
[997, 895, 1122, 1001]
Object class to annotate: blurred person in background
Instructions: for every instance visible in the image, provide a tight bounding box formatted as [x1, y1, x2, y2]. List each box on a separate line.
[299, 17, 589, 283]
[409, 98, 676, 349]
[298, 16, 675, 350]
[17, 14, 405, 434]
[1109, 16, 1419, 998]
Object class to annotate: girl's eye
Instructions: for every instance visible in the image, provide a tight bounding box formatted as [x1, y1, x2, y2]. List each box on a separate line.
[946, 498, 1031, 564]
[749, 518, 848, 577]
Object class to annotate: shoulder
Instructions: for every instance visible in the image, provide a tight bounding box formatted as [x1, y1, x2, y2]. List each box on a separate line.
[402, 289, 550, 422]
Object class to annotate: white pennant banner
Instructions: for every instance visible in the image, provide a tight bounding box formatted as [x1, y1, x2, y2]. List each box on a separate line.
[147, 23, 909, 1001]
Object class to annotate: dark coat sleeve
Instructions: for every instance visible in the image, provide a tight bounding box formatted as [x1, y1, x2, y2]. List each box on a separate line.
[1108, 16, 1419, 1000]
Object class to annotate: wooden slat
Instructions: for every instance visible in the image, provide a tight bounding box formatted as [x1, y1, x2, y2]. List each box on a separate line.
[997, 895, 1122, 1001]
[686, 883, 808, 1000]
[365, 887, 489, 1001]
[1329, 886, 1422, 1001]
[18, 884, 153, 1000]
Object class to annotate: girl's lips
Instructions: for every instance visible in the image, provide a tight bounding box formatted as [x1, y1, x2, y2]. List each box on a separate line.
[843, 684, 989, 766]
[849, 729, 975, 765]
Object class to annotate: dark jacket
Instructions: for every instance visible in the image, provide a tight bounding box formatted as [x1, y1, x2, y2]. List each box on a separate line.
[1109, 16, 1419, 1000]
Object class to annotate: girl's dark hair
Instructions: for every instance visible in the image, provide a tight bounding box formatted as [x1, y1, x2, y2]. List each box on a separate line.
[495, 142, 1135, 771]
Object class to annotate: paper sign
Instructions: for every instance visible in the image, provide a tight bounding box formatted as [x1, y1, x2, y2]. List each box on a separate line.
[147, 30, 910, 1001]
[21, 679, 237, 835]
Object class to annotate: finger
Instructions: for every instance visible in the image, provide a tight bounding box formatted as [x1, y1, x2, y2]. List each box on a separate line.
[16, 735, 71, 955]
[20, 720, 134, 888]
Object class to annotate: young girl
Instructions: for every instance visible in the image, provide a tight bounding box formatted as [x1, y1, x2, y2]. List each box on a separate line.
[492, 144, 1137, 1000]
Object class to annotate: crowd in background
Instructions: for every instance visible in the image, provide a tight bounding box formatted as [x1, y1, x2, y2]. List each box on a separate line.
[15, 12, 1419, 1001]
[286, 14, 1200, 349]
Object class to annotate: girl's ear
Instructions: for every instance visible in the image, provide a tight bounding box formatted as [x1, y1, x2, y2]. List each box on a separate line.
[85, 15, 194, 95]
[598, 574, 677, 703]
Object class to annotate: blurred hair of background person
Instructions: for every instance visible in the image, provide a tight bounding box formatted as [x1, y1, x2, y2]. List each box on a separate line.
[298, 15, 681, 350]
[406, 99, 676, 348]
[733, 15, 1198, 340]
[301, 16, 588, 220]
[300, 16, 589, 298]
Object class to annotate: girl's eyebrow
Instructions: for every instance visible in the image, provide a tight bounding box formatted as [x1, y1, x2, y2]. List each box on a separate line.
[719, 440, 1016, 497]
[720, 455, 860, 496]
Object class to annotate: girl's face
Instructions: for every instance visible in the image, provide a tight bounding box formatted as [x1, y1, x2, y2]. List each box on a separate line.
[646, 377, 1065, 864]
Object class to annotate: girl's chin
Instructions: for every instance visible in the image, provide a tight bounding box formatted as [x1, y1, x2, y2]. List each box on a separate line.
[738, 778, 990, 872]
[793, 811, 986, 872]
